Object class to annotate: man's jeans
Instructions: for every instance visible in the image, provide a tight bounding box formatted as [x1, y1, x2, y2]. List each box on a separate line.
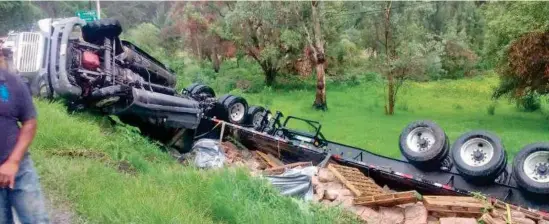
[0, 155, 49, 224]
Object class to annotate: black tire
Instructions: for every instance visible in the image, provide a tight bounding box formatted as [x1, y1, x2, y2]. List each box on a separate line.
[217, 94, 232, 105]
[37, 77, 53, 99]
[399, 120, 448, 168]
[183, 83, 200, 95]
[451, 131, 506, 182]
[247, 106, 266, 130]
[82, 18, 123, 43]
[191, 84, 215, 98]
[222, 95, 248, 124]
[512, 143, 549, 194]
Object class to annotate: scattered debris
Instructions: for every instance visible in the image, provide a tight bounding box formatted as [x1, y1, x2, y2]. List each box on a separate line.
[404, 202, 428, 224]
[192, 139, 225, 169]
[354, 191, 420, 207]
[193, 141, 547, 224]
[327, 163, 384, 197]
[256, 151, 283, 168]
[265, 166, 317, 200]
[480, 213, 506, 224]
[423, 196, 485, 217]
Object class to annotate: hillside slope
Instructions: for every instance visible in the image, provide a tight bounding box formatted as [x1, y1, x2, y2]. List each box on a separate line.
[32, 100, 357, 224]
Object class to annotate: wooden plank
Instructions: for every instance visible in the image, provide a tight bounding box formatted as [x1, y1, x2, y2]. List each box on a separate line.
[423, 196, 485, 216]
[255, 151, 279, 168]
[328, 164, 363, 197]
[423, 196, 485, 209]
[354, 191, 419, 207]
[265, 153, 284, 167]
[264, 162, 313, 175]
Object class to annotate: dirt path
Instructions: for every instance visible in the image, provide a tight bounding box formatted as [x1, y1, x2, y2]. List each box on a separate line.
[14, 192, 83, 224]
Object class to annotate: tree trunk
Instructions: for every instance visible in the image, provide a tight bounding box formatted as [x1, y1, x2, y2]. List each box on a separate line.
[265, 68, 276, 86]
[311, 1, 327, 110]
[313, 62, 327, 110]
[384, 1, 395, 115]
[211, 47, 220, 73]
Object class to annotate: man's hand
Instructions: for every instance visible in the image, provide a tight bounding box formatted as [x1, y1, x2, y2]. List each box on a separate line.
[0, 160, 19, 189]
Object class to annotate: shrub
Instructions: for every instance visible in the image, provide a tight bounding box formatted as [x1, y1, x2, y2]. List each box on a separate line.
[517, 92, 541, 112]
[487, 103, 497, 115]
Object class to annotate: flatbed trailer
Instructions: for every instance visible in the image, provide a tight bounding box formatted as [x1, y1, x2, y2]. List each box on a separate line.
[206, 117, 549, 219]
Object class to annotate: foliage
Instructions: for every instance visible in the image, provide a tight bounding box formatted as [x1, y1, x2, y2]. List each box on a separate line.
[483, 2, 549, 67]
[494, 32, 549, 104]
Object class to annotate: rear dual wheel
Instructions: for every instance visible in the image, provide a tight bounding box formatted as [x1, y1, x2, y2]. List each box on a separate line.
[399, 120, 449, 168]
[451, 131, 506, 183]
[218, 94, 248, 125]
[513, 143, 549, 194]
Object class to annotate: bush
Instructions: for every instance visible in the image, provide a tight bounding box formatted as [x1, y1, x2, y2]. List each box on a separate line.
[517, 92, 541, 112]
[487, 103, 497, 115]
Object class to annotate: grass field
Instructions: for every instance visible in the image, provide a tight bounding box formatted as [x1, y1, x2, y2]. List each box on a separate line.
[241, 74, 549, 160]
[32, 101, 358, 224]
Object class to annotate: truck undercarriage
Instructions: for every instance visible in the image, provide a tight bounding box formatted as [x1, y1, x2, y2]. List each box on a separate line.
[21, 17, 549, 216]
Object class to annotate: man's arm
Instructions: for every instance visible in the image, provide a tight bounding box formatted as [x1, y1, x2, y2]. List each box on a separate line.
[0, 76, 37, 188]
[0, 119, 36, 188]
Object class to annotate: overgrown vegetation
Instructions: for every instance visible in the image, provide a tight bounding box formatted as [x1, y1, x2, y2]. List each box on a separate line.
[33, 100, 359, 224]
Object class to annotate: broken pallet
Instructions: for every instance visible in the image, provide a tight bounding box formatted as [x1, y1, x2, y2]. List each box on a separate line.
[327, 163, 384, 197]
[423, 196, 486, 217]
[354, 190, 419, 207]
[492, 199, 549, 221]
[255, 151, 284, 168]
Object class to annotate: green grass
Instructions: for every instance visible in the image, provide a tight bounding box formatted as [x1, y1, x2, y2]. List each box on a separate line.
[32, 100, 359, 224]
[241, 74, 549, 160]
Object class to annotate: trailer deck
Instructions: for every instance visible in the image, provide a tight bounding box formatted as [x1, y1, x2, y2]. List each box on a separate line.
[207, 118, 549, 217]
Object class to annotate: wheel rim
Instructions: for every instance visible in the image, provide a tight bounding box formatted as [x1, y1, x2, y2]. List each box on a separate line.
[523, 151, 549, 183]
[252, 111, 264, 128]
[459, 138, 494, 167]
[406, 127, 436, 152]
[229, 103, 245, 122]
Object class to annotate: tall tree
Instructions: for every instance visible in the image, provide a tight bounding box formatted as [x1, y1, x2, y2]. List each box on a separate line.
[300, 1, 327, 110]
[224, 2, 302, 86]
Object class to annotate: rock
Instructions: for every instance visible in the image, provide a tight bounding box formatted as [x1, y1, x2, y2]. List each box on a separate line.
[491, 208, 529, 220]
[480, 213, 506, 224]
[439, 217, 477, 224]
[311, 175, 320, 188]
[338, 188, 353, 197]
[313, 193, 324, 203]
[324, 189, 339, 201]
[513, 218, 536, 224]
[427, 216, 439, 224]
[339, 196, 355, 208]
[379, 207, 404, 224]
[357, 206, 383, 224]
[404, 203, 428, 224]
[318, 168, 336, 183]
[313, 185, 325, 202]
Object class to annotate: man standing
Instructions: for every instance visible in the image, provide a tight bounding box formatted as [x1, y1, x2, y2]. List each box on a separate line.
[0, 51, 49, 223]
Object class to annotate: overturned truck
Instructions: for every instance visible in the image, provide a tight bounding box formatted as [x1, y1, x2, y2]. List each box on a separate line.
[14, 17, 251, 152]
[14, 17, 549, 216]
